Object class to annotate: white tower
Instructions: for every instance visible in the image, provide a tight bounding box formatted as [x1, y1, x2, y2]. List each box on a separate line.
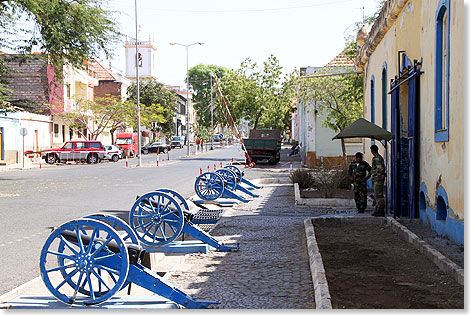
[124, 34, 157, 80]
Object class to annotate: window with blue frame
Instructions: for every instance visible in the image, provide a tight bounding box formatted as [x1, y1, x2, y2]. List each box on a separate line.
[435, 0, 450, 142]
[381, 64, 387, 130]
[371, 75, 375, 125]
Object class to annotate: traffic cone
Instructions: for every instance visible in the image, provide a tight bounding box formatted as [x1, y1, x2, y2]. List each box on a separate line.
[200, 168, 203, 175]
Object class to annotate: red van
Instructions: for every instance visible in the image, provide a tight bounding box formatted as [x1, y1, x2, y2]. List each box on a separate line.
[115, 133, 138, 157]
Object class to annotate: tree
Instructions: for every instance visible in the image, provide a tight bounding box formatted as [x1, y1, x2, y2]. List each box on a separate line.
[54, 95, 136, 141]
[187, 64, 230, 129]
[0, 0, 120, 107]
[294, 50, 363, 166]
[219, 55, 294, 131]
[126, 80, 176, 138]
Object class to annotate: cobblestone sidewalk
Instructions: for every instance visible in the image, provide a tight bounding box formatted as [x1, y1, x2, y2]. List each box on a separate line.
[166, 183, 358, 309]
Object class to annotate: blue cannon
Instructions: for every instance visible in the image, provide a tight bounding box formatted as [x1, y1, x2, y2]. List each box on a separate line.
[130, 190, 239, 252]
[194, 171, 254, 203]
[215, 168, 260, 198]
[40, 216, 219, 308]
[224, 165, 263, 190]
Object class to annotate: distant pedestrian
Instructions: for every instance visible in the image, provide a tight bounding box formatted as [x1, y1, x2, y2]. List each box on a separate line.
[348, 152, 371, 213]
[370, 144, 386, 217]
[289, 143, 300, 156]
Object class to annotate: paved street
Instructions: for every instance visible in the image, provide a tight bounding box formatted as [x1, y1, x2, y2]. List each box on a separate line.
[0, 144, 245, 296]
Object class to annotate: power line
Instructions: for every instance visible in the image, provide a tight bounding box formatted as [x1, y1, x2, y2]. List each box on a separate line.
[110, 0, 354, 14]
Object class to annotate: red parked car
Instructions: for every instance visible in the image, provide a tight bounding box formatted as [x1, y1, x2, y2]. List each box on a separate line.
[41, 140, 105, 164]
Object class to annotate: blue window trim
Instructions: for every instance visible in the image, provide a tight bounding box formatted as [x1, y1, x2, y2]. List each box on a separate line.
[371, 75, 375, 125]
[434, 0, 450, 142]
[382, 62, 387, 130]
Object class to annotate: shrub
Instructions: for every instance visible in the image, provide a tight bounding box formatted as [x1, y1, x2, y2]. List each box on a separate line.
[315, 168, 347, 198]
[290, 169, 314, 189]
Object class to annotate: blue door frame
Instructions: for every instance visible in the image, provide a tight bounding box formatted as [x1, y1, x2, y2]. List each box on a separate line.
[390, 57, 422, 218]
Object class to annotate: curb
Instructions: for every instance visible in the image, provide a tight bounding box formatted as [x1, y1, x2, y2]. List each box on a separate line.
[303, 218, 332, 309]
[386, 217, 464, 285]
[0, 277, 42, 305]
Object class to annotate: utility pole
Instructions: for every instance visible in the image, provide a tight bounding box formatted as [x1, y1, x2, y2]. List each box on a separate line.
[169, 42, 204, 157]
[185, 45, 190, 157]
[210, 72, 214, 150]
[134, 0, 142, 167]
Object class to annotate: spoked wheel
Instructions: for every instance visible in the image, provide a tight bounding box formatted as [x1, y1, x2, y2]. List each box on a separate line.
[130, 191, 184, 247]
[215, 169, 237, 191]
[224, 165, 242, 182]
[40, 219, 129, 306]
[194, 172, 224, 201]
[154, 189, 190, 212]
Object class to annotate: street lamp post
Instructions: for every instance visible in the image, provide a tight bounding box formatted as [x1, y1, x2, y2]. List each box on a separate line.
[210, 72, 214, 150]
[169, 42, 204, 157]
[134, 0, 142, 167]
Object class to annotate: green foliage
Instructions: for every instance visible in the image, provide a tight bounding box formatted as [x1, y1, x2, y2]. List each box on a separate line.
[54, 95, 136, 141]
[344, 0, 387, 44]
[187, 64, 230, 129]
[126, 80, 176, 136]
[192, 123, 211, 142]
[0, 0, 120, 106]
[1, 0, 120, 70]
[188, 55, 295, 133]
[293, 44, 363, 166]
[218, 55, 294, 131]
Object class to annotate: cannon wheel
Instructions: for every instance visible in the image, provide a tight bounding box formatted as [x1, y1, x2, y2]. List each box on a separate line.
[84, 213, 139, 245]
[215, 169, 237, 191]
[55, 214, 138, 297]
[40, 219, 129, 306]
[224, 165, 242, 182]
[130, 191, 184, 247]
[155, 189, 190, 212]
[194, 172, 224, 201]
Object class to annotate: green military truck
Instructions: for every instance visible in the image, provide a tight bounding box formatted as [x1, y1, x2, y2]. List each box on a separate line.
[243, 129, 281, 165]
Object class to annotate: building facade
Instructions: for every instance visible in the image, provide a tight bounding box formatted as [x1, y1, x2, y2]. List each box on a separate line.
[357, 0, 464, 244]
[296, 56, 362, 168]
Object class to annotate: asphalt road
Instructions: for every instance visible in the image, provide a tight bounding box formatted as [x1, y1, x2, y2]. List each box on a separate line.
[0, 144, 246, 296]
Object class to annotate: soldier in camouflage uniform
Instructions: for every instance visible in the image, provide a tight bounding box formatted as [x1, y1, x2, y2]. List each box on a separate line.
[348, 152, 371, 213]
[370, 144, 386, 216]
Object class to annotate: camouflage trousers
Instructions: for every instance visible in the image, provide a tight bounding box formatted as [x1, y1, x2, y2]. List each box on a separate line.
[353, 182, 367, 213]
[373, 180, 385, 216]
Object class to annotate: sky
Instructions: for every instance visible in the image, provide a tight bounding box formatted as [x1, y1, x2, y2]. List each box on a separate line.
[104, 0, 381, 87]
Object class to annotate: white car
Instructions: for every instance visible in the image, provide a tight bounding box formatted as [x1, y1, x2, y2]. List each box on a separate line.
[104, 145, 123, 162]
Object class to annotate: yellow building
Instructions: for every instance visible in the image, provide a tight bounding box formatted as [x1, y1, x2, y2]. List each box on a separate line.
[356, 0, 463, 245]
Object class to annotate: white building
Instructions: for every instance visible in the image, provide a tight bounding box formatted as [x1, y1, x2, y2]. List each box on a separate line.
[0, 110, 52, 165]
[124, 36, 157, 81]
[296, 53, 362, 168]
